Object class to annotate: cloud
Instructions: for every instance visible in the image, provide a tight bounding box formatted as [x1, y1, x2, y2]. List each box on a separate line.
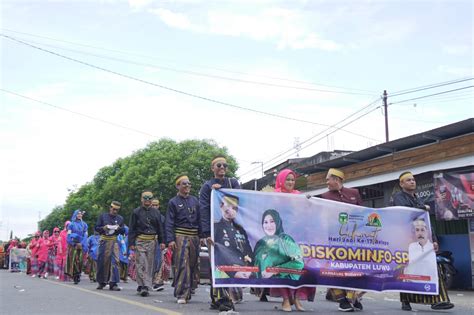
[442, 44, 471, 56]
[128, 0, 155, 10]
[25, 83, 69, 100]
[437, 65, 473, 77]
[146, 6, 342, 51]
[148, 8, 193, 30]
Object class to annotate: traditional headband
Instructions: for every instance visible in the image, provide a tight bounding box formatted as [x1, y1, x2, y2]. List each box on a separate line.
[399, 172, 413, 182]
[110, 203, 121, 210]
[222, 195, 238, 207]
[175, 175, 189, 185]
[327, 168, 345, 180]
[412, 219, 426, 227]
[211, 157, 226, 166]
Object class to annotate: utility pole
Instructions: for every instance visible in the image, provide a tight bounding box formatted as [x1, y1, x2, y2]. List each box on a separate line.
[251, 161, 264, 191]
[383, 90, 389, 142]
[294, 138, 301, 157]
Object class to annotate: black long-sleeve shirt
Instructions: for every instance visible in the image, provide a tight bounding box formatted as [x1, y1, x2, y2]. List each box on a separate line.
[165, 194, 201, 243]
[95, 212, 125, 236]
[128, 205, 164, 246]
[214, 219, 254, 276]
[198, 177, 240, 238]
[390, 190, 438, 243]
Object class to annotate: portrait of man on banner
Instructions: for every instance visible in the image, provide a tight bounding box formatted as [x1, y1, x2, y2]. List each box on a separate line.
[213, 194, 254, 280]
[403, 219, 438, 283]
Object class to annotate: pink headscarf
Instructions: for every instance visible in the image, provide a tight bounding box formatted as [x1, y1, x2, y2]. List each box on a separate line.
[274, 169, 300, 194]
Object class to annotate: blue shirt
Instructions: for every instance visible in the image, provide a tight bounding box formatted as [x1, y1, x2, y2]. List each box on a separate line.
[199, 177, 240, 238]
[95, 212, 125, 236]
[165, 194, 201, 243]
[87, 234, 100, 260]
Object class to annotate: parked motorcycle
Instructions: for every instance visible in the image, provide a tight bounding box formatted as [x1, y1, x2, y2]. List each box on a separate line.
[437, 251, 457, 289]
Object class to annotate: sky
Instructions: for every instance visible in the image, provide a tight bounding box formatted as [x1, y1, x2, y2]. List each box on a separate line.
[1, 0, 472, 239]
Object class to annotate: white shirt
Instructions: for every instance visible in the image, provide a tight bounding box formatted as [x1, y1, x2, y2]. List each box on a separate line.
[405, 240, 438, 283]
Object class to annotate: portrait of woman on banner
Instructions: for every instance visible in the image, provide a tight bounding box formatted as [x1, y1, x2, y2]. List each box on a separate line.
[253, 169, 315, 312]
[254, 209, 304, 280]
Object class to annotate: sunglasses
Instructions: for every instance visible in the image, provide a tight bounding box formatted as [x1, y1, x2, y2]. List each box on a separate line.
[54, 231, 60, 233]
[142, 195, 153, 200]
[181, 181, 192, 186]
[215, 163, 228, 168]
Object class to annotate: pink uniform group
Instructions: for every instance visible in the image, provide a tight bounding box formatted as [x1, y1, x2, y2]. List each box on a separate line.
[29, 221, 70, 280]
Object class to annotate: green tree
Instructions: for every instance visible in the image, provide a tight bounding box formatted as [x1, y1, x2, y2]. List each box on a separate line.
[39, 138, 238, 234]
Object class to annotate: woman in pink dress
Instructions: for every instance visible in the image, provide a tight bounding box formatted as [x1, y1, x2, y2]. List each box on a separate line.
[270, 169, 316, 312]
[29, 231, 41, 277]
[50, 227, 62, 279]
[37, 230, 52, 278]
[57, 221, 70, 281]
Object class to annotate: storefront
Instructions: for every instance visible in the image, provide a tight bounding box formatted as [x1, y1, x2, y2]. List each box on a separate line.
[299, 119, 474, 289]
[356, 167, 473, 289]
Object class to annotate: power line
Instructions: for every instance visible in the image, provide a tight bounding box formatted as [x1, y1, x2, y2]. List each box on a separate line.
[390, 77, 473, 97]
[292, 106, 381, 157]
[1, 87, 380, 182]
[239, 97, 382, 178]
[8, 36, 376, 96]
[240, 105, 382, 179]
[1, 33, 381, 142]
[1, 88, 159, 138]
[390, 116, 446, 124]
[389, 86, 474, 106]
[408, 90, 472, 101]
[389, 92, 473, 108]
[418, 95, 473, 104]
[1, 28, 378, 94]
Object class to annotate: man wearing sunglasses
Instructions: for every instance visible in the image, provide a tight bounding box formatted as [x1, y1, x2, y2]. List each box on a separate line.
[165, 174, 201, 304]
[199, 156, 241, 312]
[129, 190, 165, 297]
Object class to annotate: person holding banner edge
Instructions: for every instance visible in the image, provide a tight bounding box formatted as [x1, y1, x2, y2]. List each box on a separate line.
[256, 169, 315, 312]
[390, 171, 454, 311]
[320, 168, 365, 312]
[199, 155, 242, 312]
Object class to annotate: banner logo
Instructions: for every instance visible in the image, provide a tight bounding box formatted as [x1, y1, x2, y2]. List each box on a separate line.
[367, 213, 382, 227]
[339, 212, 348, 224]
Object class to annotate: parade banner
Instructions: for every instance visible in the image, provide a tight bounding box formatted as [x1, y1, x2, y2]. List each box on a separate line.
[9, 248, 27, 272]
[434, 170, 474, 220]
[211, 189, 439, 294]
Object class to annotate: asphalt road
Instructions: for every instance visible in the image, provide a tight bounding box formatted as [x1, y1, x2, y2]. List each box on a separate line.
[1, 271, 473, 314]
